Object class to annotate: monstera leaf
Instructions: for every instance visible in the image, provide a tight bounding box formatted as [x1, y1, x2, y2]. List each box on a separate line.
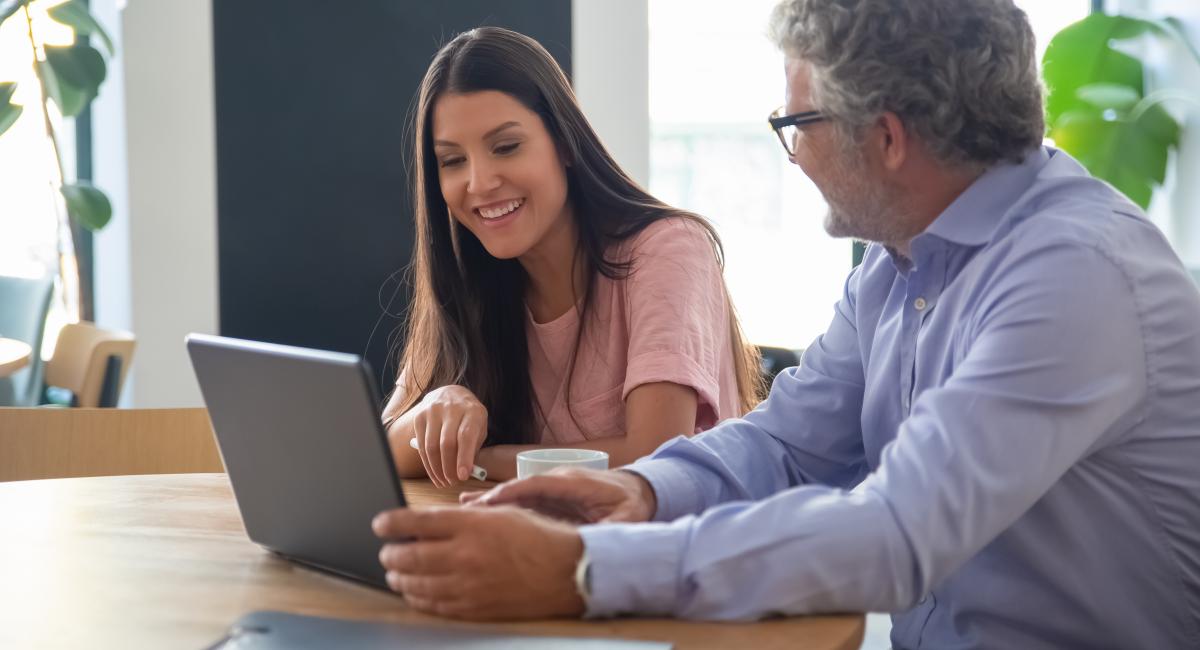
[0, 81, 21, 138]
[1042, 13, 1193, 209]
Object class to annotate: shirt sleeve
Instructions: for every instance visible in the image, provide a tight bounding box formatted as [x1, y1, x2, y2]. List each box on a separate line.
[619, 219, 734, 427]
[628, 261, 870, 522]
[580, 239, 1147, 620]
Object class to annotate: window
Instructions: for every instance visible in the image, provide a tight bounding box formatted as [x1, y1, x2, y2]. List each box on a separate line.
[648, 0, 1093, 351]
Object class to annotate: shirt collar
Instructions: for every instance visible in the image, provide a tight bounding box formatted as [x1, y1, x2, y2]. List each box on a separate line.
[920, 146, 1052, 248]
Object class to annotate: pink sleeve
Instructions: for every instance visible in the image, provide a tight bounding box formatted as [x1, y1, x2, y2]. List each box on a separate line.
[621, 218, 731, 427]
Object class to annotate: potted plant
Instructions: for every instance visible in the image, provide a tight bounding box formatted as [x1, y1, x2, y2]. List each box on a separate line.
[1042, 13, 1199, 210]
[0, 0, 114, 321]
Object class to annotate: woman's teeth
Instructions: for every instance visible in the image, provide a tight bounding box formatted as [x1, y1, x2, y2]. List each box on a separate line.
[479, 199, 524, 220]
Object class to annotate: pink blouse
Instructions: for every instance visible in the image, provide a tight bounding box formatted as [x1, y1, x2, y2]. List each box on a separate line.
[528, 217, 742, 444]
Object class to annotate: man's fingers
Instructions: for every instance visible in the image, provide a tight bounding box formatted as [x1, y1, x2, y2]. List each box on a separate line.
[378, 540, 460, 575]
[387, 571, 462, 600]
[372, 506, 475, 540]
[459, 489, 487, 505]
[478, 473, 583, 506]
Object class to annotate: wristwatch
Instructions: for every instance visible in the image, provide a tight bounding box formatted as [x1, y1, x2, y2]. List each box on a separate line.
[574, 552, 593, 607]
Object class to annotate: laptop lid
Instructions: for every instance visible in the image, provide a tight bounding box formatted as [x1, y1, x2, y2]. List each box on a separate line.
[186, 333, 405, 589]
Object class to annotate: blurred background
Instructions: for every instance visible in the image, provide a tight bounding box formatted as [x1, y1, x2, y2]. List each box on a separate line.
[1, 2, 1196, 646]
[0, 0, 1196, 412]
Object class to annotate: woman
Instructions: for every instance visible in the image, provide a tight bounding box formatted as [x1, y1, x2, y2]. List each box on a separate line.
[383, 26, 761, 486]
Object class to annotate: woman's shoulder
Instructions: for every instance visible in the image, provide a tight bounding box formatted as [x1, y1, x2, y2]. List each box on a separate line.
[614, 215, 719, 261]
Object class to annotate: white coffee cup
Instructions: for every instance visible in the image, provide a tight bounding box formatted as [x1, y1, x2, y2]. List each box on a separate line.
[516, 448, 609, 479]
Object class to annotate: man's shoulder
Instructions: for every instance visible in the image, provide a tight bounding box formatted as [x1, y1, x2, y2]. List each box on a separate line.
[981, 176, 1172, 296]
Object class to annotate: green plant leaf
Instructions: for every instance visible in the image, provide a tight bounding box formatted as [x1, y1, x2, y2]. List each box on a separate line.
[48, 0, 115, 57]
[1137, 103, 1182, 148]
[1043, 14, 1150, 127]
[1109, 162, 1154, 209]
[0, 81, 21, 138]
[41, 43, 106, 117]
[0, 0, 32, 25]
[37, 59, 87, 117]
[61, 182, 112, 230]
[1049, 108, 1172, 209]
[1076, 82, 1141, 111]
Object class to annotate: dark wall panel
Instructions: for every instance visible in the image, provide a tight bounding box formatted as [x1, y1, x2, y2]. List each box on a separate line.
[213, 1, 572, 387]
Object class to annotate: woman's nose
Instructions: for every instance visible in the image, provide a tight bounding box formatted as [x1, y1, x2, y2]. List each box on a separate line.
[466, 158, 502, 195]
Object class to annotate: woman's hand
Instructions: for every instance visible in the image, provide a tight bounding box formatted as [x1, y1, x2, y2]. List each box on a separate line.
[397, 385, 488, 487]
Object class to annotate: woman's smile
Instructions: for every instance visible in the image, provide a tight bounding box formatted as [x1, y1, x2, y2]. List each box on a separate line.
[474, 197, 526, 227]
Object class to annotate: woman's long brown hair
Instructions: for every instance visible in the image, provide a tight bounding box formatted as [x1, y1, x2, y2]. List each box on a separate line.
[393, 27, 762, 445]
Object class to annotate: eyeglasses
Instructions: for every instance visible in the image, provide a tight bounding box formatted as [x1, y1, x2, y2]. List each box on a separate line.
[768, 107, 827, 157]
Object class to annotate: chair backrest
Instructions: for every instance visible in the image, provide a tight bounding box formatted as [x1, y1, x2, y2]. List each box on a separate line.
[0, 407, 223, 482]
[757, 345, 802, 384]
[0, 274, 54, 406]
[44, 321, 136, 408]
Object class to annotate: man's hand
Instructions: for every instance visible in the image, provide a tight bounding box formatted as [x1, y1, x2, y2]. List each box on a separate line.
[373, 506, 585, 620]
[459, 468, 658, 524]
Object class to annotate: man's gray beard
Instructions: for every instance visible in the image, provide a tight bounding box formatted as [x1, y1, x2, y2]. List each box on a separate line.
[822, 180, 900, 243]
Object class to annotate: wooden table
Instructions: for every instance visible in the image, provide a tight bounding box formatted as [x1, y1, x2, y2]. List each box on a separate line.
[0, 474, 864, 649]
[0, 337, 32, 377]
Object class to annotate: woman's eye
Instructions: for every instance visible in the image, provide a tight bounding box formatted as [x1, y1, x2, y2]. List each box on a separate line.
[439, 157, 464, 168]
[494, 142, 520, 155]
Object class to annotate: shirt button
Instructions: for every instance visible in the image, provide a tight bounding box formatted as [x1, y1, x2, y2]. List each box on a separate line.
[913, 297, 927, 311]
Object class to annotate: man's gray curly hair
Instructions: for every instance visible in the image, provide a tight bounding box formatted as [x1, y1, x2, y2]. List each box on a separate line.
[769, 0, 1044, 169]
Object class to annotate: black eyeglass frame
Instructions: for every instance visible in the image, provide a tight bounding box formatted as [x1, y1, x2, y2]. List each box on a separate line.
[768, 108, 827, 156]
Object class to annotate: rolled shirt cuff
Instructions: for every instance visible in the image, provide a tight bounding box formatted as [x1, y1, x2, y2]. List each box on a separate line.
[577, 520, 689, 618]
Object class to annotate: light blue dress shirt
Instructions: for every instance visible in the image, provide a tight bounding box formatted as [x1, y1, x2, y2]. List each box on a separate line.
[578, 147, 1200, 649]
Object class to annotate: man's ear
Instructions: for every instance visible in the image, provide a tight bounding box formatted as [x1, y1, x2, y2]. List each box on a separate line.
[870, 111, 907, 172]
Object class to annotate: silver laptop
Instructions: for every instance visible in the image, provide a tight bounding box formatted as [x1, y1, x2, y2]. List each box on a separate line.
[186, 333, 406, 590]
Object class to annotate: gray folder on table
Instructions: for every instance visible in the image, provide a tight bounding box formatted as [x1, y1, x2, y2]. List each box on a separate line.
[206, 610, 673, 649]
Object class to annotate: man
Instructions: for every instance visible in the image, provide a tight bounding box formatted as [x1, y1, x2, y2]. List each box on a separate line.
[373, 0, 1200, 647]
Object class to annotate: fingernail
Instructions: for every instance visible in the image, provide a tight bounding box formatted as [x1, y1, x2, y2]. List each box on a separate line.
[459, 466, 469, 481]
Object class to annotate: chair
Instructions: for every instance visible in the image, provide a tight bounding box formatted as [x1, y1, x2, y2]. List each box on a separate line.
[42, 321, 136, 408]
[0, 274, 54, 406]
[0, 407, 223, 482]
[758, 345, 802, 384]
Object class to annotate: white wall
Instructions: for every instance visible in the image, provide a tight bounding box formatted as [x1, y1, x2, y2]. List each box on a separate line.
[94, 0, 218, 407]
[91, 1, 644, 406]
[572, 0, 651, 187]
[90, 0, 131, 404]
